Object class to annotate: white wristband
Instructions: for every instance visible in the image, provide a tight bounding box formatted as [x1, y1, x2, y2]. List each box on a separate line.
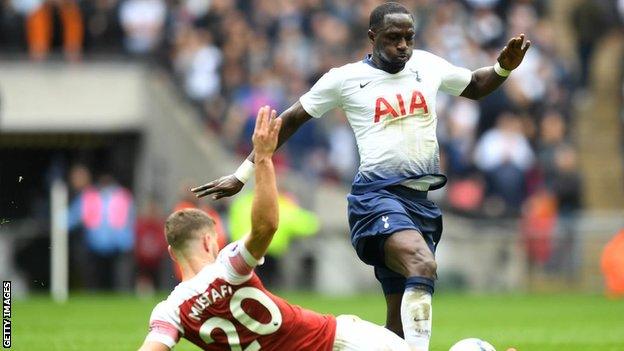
[233, 159, 255, 184]
[494, 62, 511, 77]
[238, 241, 264, 267]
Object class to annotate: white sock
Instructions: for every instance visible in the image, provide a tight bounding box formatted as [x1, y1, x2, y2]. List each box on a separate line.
[401, 288, 432, 351]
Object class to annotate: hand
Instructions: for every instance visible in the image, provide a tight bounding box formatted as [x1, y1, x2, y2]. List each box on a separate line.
[497, 33, 531, 71]
[191, 174, 244, 200]
[252, 105, 282, 161]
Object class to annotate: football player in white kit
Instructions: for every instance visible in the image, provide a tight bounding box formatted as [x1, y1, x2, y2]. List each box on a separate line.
[192, 3, 530, 350]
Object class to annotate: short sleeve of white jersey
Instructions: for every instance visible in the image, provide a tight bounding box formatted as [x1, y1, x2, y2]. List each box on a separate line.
[145, 301, 182, 349]
[299, 68, 343, 118]
[428, 53, 472, 96]
[217, 240, 265, 285]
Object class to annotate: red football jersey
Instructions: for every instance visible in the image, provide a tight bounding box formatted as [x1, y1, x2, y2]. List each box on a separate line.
[145, 242, 336, 350]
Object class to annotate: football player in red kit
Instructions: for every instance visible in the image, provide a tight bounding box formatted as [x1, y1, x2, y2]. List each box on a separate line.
[138, 106, 410, 351]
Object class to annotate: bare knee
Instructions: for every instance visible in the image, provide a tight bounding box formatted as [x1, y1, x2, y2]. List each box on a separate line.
[413, 254, 437, 278]
[401, 247, 436, 277]
[385, 231, 437, 278]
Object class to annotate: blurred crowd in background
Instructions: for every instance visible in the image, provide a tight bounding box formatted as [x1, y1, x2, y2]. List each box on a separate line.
[60, 164, 319, 292]
[3, 0, 623, 216]
[2, 0, 624, 292]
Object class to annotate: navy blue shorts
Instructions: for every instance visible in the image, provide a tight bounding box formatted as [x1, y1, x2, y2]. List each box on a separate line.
[347, 185, 443, 295]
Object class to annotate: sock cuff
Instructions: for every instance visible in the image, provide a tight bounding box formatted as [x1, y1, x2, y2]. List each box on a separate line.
[405, 276, 435, 294]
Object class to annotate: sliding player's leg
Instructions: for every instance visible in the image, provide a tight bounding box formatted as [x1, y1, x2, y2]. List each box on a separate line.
[332, 314, 411, 351]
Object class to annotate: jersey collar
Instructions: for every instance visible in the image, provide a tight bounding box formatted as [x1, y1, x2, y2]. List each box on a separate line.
[363, 54, 408, 74]
[363, 54, 376, 68]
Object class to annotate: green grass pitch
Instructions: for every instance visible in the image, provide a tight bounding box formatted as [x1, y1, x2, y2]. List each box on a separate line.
[11, 293, 624, 350]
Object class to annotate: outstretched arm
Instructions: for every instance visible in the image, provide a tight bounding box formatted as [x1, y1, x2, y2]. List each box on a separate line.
[460, 34, 531, 100]
[243, 105, 282, 260]
[192, 101, 312, 200]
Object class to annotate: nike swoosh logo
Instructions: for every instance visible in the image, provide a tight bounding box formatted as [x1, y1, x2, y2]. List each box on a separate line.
[360, 81, 372, 88]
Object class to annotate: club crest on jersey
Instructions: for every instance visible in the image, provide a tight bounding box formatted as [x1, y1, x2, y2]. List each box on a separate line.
[410, 68, 422, 82]
[374, 90, 429, 123]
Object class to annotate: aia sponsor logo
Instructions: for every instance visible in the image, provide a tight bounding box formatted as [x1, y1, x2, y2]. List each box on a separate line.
[374, 90, 429, 123]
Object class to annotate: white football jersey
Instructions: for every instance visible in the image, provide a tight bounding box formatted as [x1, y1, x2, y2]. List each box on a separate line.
[300, 50, 471, 192]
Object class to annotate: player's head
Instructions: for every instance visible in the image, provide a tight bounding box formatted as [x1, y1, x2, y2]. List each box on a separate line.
[368, 2, 415, 71]
[165, 208, 218, 263]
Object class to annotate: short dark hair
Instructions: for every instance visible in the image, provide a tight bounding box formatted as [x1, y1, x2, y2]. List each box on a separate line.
[369, 2, 412, 31]
[165, 208, 215, 251]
